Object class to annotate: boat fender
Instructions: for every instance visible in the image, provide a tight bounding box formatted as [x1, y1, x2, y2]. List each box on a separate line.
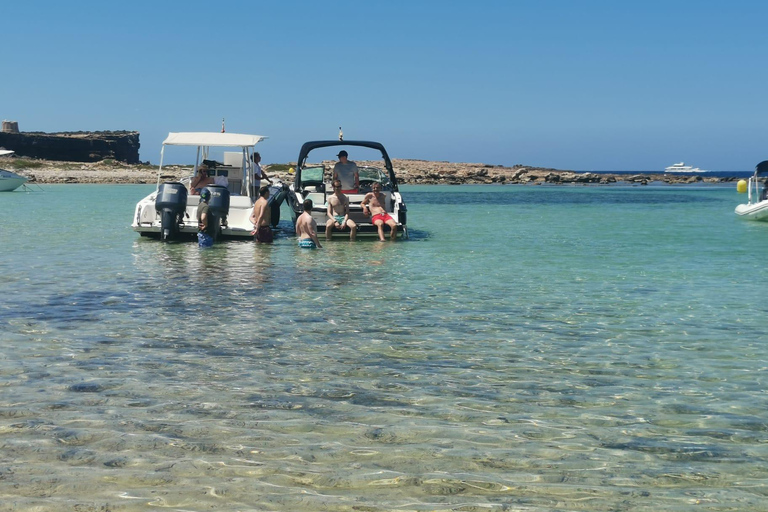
[737, 180, 747, 194]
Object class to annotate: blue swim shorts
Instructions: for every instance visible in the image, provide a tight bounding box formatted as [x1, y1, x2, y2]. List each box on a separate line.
[198, 232, 214, 248]
[297, 238, 317, 249]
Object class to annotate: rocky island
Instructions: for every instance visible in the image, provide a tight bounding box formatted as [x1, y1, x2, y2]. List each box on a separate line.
[1, 157, 739, 186]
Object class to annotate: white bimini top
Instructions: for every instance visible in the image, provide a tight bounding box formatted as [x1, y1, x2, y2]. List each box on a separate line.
[162, 132, 268, 147]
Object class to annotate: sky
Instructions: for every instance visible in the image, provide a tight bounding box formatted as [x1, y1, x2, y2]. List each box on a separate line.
[3, 0, 767, 171]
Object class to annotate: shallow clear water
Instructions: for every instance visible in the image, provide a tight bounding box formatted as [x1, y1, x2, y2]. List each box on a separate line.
[1, 184, 767, 511]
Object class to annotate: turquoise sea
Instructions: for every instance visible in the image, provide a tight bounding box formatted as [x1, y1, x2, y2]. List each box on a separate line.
[1, 183, 767, 511]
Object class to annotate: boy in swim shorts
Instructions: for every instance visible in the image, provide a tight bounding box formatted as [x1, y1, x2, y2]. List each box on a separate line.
[296, 198, 322, 249]
[326, 179, 357, 241]
[298, 238, 317, 249]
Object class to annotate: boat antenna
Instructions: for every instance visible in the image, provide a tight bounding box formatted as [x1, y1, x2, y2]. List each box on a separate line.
[338, 126, 343, 141]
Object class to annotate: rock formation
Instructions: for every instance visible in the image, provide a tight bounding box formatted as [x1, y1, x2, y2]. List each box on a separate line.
[0, 130, 140, 163]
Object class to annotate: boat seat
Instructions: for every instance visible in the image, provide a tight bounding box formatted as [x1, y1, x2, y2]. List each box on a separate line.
[306, 192, 326, 207]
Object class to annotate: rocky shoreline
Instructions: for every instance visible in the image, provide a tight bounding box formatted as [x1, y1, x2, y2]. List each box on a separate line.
[3, 158, 739, 186]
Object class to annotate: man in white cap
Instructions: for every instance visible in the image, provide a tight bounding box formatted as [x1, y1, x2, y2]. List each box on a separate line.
[332, 150, 359, 194]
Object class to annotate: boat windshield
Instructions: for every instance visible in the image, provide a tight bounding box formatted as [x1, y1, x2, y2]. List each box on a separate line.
[359, 166, 392, 188]
[301, 166, 325, 187]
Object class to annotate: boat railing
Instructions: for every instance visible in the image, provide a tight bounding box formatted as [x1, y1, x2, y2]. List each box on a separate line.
[750, 175, 761, 204]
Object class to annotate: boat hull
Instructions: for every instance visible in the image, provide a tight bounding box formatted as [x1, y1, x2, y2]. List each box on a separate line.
[133, 182, 289, 240]
[0, 172, 28, 192]
[735, 201, 768, 221]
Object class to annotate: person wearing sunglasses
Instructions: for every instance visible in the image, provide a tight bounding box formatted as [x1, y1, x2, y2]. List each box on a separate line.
[326, 179, 357, 240]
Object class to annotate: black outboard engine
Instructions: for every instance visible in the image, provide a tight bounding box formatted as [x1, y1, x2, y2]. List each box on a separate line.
[155, 182, 188, 241]
[398, 202, 407, 227]
[268, 183, 289, 227]
[203, 185, 230, 240]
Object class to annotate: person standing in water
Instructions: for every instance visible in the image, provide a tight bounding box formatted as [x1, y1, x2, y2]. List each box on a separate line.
[249, 186, 273, 243]
[197, 188, 214, 247]
[190, 164, 214, 195]
[296, 199, 322, 249]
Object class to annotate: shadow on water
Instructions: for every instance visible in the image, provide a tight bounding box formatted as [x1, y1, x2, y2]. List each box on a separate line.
[3, 289, 145, 328]
[403, 228, 431, 241]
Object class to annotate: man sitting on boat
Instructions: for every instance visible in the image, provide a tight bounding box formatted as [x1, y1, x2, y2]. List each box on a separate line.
[332, 150, 359, 194]
[326, 179, 357, 240]
[190, 164, 214, 195]
[361, 182, 397, 241]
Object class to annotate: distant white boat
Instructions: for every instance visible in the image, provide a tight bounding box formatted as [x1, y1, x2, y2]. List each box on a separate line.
[665, 162, 706, 173]
[0, 150, 29, 192]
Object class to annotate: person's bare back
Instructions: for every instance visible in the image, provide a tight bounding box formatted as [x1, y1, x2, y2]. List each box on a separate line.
[296, 212, 315, 238]
[250, 186, 273, 243]
[249, 196, 271, 227]
[296, 199, 322, 248]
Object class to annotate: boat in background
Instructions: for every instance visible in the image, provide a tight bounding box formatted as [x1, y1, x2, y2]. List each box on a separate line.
[132, 132, 290, 241]
[288, 139, 408, 239]
[735, 160, 768, 221]
[665, 162, 705, 173]
[0, 150, 29, 192]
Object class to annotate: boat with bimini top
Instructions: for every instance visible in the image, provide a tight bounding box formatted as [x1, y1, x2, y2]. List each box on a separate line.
[735, 160, 768, 221]
[0, 150, 29, 192]
[132, 132, 290, 241]
[287, 139, 408, 239]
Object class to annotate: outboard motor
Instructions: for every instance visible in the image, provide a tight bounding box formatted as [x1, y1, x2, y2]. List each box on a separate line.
[155, 182, 188, 241]
[203, 185, 230, 240]
[268, 183, 288, 227]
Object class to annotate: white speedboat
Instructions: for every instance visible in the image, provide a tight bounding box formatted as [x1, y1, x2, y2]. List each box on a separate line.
[0, 150, 29, 192]
[735, 160, 768, 221]
[132, 132, 290, 241]
[665, 162, 704, 173]
[288, 140, 408, 239]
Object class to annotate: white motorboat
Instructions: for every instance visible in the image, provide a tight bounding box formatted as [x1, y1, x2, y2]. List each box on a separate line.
[288, 140, 408, 239]
[735, 160, 768, 221]
[132, 132, 290, 241]
[665, 162, 704, 173]
[0, 150, 29, 192]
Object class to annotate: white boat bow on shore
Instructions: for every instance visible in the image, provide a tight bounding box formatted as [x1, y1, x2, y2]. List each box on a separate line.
[0, 150, 29, 192]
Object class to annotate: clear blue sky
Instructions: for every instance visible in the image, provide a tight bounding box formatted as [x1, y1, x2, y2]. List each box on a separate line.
[3, 0, 767, 171]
